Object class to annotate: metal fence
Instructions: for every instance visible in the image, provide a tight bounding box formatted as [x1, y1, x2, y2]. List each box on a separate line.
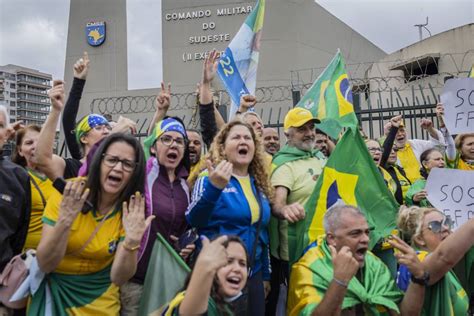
[54, 50, 473, 156]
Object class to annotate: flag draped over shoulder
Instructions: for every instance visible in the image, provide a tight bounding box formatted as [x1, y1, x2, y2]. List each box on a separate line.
[138, 234, 191, 315]
[294, 128, 399, 264]
[296, 50, 358, 139]
[217, 0, 265, 118]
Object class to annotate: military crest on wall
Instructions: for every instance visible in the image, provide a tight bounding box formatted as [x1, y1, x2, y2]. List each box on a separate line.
[86, 21, 106, 46]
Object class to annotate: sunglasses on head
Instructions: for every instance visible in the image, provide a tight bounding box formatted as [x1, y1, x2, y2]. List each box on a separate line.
[426, 215, 453, 234]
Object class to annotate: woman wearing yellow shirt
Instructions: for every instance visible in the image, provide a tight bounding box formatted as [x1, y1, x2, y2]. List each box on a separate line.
[12, 125, 54, 250]
[30, 134, 154, 315]
[447, 133, 474, 171]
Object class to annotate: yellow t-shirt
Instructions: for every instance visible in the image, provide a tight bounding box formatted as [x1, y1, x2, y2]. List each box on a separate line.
[42, 181, 125, 275]
[397, 143, 421, 183]
[235, 175, 260, 224]
[24, 170, 54, 250]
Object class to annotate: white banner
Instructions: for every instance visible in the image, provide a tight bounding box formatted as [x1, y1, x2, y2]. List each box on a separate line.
[440, 78, 474, 135]
[425, 168, 474, 230]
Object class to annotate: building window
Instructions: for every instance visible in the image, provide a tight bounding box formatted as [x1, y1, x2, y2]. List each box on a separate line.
[10, 92, 16, 98]
[390, 54, 440, 83]
[10, 83, 16, 89]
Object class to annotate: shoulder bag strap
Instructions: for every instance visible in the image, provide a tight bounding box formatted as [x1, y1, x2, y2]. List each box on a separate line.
[67, 210, 110, 257]
[30, 176, 47, 208]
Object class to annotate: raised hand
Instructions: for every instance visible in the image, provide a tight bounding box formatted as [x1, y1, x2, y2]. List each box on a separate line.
[436, 103, 445, 127]
[239, 95, 257, 113]
[388, 234, 425, 279]
[73, 51, 90, 80]
[5, 120, 24, 141]
[390, 115, 403, 128]
[207, 160, 233, 189]
[58, 179, 90, 226]
[156, 82, 171, 112]
[420, 118, 433, 130]
[197, 235, 229, 272]
[202, 50, 219, 84]
[112, 116, 137, 134]
[330, 245, 359, 284]
[48, 80, 65, 111]
[122, 192, 155, 246]
[280, 202, 305, 223]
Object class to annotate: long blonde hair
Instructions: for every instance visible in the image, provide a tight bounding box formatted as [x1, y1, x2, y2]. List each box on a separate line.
[205, 120, 274, 202]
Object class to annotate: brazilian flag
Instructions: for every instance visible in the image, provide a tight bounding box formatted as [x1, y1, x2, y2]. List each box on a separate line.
[296, 50, 358, 139]
[138, 234, 191, 315]
[294, 128, 399, 264]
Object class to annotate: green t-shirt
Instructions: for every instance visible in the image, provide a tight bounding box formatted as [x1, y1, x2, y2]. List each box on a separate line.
[271, 157, 326, 261]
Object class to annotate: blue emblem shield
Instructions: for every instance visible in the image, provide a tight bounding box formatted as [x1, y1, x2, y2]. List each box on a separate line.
[86, 21, 106, 46]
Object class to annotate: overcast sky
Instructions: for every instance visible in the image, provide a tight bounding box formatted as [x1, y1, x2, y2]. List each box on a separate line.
[0, 0, 472, 90]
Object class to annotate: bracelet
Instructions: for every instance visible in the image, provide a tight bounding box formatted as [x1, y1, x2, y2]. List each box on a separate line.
[333, 277, 348, 288]
[122, 241, 140, 252]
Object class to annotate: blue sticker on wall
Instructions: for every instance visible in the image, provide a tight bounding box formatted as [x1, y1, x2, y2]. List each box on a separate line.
[86, 21, 106, 46]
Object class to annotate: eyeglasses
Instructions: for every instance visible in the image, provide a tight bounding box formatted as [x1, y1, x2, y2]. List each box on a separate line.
[102, 154, 136, 172]
[425, 215, 453, 234]
[159, 135, 186, 148]
[92, 124, 112, 132]
[367, 147, 382, 152]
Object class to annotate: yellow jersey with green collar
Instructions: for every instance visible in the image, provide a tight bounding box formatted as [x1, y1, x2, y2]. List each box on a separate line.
[42, 178, 125, 275]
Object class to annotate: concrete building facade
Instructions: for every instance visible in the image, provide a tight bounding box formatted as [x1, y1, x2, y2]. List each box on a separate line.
[63, 0, 386, 133]
[0, 65, 52, 126]
[359, 23, 474, 139]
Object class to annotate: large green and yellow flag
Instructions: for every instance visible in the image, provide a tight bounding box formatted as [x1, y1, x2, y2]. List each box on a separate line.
[296, 50, 358, 139]
[138, 234, 191, 315]
[294, 128, 399, 264]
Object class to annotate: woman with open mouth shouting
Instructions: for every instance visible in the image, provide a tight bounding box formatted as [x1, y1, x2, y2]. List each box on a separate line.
[31, 133, 153, 315]
[187, 120, 274, 315]
[119, 117, 194, 315]
[160, 235, 249, 316]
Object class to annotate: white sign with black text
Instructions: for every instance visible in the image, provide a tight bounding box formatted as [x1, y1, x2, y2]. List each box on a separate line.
[426, 168, 474, 230]
[440, 78, 474, 135]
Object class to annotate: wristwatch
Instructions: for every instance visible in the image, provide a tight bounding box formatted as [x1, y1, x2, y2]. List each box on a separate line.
[122, 241, 140, 252]
[411, 271, 430, 286]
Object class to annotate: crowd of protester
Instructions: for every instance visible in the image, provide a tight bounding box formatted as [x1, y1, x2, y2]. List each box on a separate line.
[0, 50, 473, 316]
